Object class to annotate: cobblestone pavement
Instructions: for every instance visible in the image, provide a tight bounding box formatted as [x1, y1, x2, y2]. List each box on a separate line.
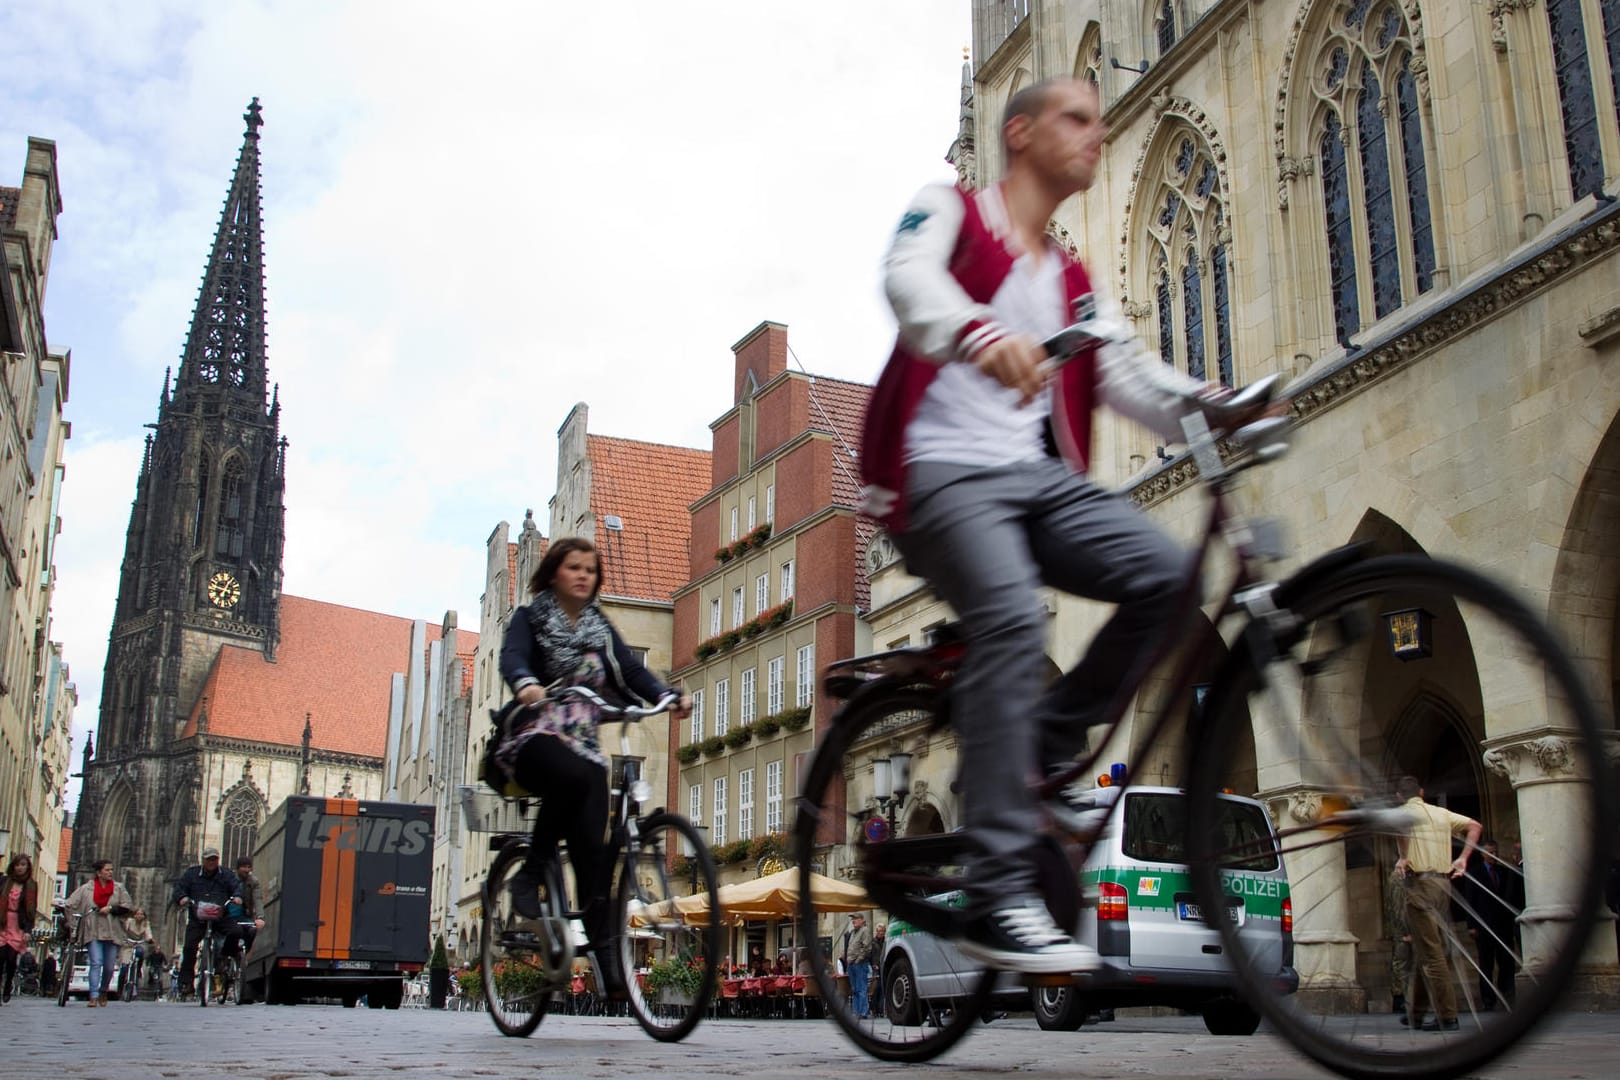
[1, 996, 1616, 1079]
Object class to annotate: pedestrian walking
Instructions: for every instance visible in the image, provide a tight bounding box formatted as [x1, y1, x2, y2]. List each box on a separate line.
[63, 859, 135, 1008]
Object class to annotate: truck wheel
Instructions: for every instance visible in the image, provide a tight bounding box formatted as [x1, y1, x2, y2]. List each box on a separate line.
[1033, 985, 1087, 1031]
[341, 994, 358, 1008]
[377, 982, 404, 1010]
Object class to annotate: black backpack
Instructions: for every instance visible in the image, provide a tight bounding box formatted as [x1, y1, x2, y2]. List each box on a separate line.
[478, 699, 526, 795]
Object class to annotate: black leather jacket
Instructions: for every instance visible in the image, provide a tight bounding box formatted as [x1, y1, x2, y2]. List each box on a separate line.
[171, 865, 241, 922]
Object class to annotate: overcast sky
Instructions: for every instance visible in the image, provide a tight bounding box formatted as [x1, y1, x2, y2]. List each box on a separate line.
[2, 1, 966, 807]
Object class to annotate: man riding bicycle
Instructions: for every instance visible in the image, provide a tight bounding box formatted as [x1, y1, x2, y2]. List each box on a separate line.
[861, 76, 1265, 975]
[171, 847, 242, 999]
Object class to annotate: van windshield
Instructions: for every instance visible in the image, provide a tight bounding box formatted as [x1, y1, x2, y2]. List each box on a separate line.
[1121, 793, 1280, 872]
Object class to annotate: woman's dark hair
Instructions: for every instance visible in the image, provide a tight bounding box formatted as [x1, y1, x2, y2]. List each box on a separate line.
[529, 537, 602, 599]
[5, 853, 32, 881]
[93, 859, 113, 873]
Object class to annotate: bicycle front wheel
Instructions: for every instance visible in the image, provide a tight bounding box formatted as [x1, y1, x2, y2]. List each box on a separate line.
[1187, 554, 1614, 1080]
[616, 812, 722, 1041]
[791, 684, 996, 1063]
[480, 841, 565, 1037]
[197, 940, 211, 1008]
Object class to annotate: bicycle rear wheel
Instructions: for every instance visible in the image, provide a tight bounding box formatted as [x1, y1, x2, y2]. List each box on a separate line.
[1187, 554, 1614, 1080]
[616, 812, 722, 1041]
[480, 841, 568, 1037]
[791, 684, 996, 1063]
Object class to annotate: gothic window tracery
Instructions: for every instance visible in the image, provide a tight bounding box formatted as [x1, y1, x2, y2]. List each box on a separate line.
[1143, 131, 1235, 386]
[193, 457, 210, 548]
[1077, 22, 1103, 94]
[222, 789, 263, 866]
[1308, 2, 1436, 341]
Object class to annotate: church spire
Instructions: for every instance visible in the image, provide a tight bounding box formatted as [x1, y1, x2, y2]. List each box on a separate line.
[176, 97, 269, 401]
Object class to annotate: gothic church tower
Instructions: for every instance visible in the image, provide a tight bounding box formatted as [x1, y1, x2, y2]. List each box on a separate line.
[74, 100, 286, 910]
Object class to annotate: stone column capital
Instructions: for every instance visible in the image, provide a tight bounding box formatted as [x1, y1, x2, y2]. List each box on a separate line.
[1480, 728, 1612, 788]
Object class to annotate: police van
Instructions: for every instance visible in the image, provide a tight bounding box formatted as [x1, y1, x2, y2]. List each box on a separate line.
[879, 780, 1296, 1035]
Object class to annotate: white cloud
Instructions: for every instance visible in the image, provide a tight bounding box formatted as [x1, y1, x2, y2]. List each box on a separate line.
[4, 0, 969, 804]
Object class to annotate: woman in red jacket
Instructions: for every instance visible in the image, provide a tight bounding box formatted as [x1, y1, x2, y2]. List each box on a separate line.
[1, 854, 39, 1004]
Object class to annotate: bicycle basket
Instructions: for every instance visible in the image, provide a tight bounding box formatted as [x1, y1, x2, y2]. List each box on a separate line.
[194, 902, 224, 921]
[458, 785, 530, 833]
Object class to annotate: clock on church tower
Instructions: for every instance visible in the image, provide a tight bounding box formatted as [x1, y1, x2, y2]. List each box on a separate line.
[207, 570, 242, 609]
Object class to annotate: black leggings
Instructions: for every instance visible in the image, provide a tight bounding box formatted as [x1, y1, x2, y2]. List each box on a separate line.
[511, 734, 611, 944]
[0, 944, 17, 996]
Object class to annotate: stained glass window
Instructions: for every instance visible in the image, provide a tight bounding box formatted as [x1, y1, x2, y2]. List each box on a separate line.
[1196, 160, 1218, 198]
[1326, 47, 1348, 90]
[1160, 191, 1182, 229]
[1158, 0, 1177, 55]
[1547, 0, 1604, 199]
[1211, 245, 1235, 387]
[1358, 62, 1400, 319]
[1182, 255, 1206, 381]
[1176, 138, 1195, 177]
[1321, 114, 1360, 344]
[1345, 0, 1373, 31]
[1156, 261, 1175, 365]
[1376, 5, 1401, 49]
[1396, 62, 1436, 294]
[216, 461, 244, 559]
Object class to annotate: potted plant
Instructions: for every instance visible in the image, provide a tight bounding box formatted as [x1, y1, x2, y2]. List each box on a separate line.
[753, 713, 782, 738]
[676, 743, 702, 765]
[647, 953, 706, 1007]
[455, 965, 482, 1006]
[701, 735, 727, 758]
[780, 706, 812, 731]
[428, 933, 450, 1009]
[724, 724, 753, 748]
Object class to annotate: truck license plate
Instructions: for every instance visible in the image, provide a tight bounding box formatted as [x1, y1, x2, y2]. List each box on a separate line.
[335, 960, 371, 970]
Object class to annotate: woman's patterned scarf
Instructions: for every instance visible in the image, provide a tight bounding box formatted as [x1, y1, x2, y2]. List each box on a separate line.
[528, 588, 612, 683]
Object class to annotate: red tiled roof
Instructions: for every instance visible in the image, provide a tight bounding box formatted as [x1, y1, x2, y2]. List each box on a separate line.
[177, 596, 478, 758]
[587, 434, 711, 603]
[58, 825, 72, 875]
[0, 186, 19, 231]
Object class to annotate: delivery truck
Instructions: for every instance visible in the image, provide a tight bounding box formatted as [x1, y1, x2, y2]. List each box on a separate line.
[243, 795, 435, 1008]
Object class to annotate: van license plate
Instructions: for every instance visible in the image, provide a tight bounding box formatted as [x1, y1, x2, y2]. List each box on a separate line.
[1178, 902, 1238, 922]
[335, 960, 371, 970]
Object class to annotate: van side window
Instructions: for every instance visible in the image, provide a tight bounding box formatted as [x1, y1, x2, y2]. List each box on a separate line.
[1121, 793, 1279, 872]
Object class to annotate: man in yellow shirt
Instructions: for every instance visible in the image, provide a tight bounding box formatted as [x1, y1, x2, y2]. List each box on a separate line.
[1392, 775, 1482, 1031]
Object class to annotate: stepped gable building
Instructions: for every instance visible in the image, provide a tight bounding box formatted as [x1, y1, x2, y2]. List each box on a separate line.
[69, 101, 434, 925]
[670, 321, 873, 923]
[858, 1, 1620, 1012]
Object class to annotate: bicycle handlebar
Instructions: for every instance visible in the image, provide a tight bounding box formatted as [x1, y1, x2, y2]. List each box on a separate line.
[537, 684, 682, 721]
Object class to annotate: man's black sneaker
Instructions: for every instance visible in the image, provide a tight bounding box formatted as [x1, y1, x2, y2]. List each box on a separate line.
[955, 900, 1101, 975]
[1420, 1017, 1460, 1032]
[507, 868, 544, 919]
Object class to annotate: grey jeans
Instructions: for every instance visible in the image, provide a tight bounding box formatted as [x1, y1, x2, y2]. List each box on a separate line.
[893, 458, 1186, 910]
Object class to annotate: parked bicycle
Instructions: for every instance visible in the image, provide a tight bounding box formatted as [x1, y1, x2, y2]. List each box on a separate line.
[469, 686, 722, 1042]
[792, 315, 1614, 1078]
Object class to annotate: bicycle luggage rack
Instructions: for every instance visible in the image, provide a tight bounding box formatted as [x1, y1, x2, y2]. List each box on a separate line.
[458, 785, 531, 836]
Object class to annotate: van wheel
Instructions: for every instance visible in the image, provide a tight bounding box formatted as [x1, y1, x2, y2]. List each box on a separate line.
[883, 955, 921, 1027]
[1033, 984, 1086, 1031]
[1202, 999, 1261, 1036]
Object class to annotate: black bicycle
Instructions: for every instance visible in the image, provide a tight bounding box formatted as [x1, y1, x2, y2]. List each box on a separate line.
[51, 910, 80, 1007]
[470, 686, 723, 1042]
[792, 316, 1613, 1078]
[187, 902, 232, 1007]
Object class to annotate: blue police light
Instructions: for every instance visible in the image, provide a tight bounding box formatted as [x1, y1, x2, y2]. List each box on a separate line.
[863, 816, 890, 843]
[1110, 762, 1128, 787]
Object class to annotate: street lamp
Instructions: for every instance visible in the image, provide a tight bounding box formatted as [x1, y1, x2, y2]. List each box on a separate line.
[682, 824, 710, 894]
[871, 751, 914, 834]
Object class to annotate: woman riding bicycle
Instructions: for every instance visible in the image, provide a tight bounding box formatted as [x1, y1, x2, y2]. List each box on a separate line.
[495, 537, 690, 999]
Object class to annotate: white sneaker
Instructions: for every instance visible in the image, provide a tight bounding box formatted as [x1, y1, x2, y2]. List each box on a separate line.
[956, 900, 1102, 975]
